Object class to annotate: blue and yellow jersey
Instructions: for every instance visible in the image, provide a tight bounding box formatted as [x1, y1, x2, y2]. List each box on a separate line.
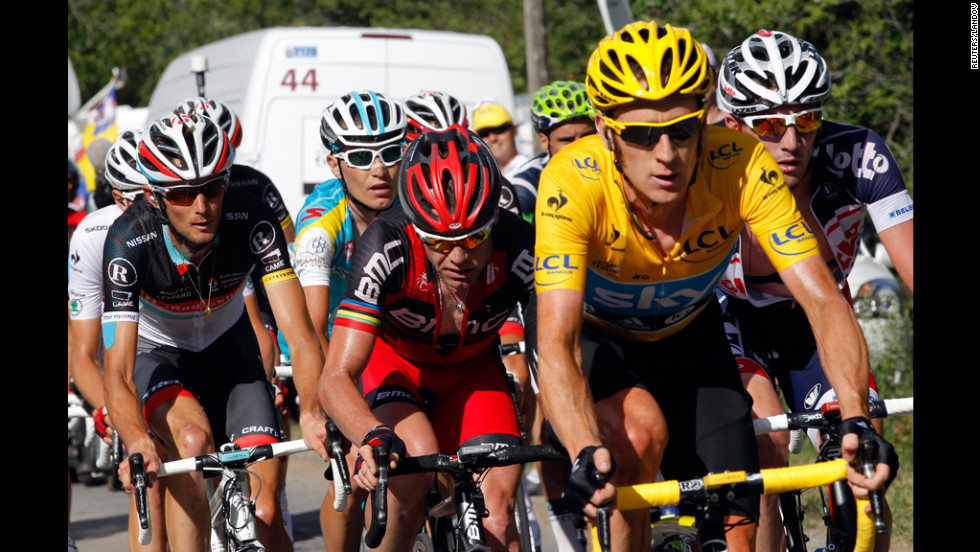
[534, 128, 819, 342]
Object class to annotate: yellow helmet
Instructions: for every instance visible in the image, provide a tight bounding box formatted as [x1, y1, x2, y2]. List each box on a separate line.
[586, 20, 713, 112]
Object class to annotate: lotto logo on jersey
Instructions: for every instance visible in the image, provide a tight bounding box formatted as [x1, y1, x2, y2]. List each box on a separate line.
[767, 222, 818, 257]
[825, 141, 890, 180]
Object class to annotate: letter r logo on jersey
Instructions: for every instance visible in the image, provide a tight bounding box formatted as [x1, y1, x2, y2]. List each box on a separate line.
[107, 258, 137, 287]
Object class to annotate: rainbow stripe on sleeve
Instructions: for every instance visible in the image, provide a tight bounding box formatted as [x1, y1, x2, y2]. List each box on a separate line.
[333, 299, 383, 334]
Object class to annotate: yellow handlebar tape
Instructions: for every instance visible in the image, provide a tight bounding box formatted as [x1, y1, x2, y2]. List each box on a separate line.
[853, 497, 876, 552]
[761, 459, 848, 495]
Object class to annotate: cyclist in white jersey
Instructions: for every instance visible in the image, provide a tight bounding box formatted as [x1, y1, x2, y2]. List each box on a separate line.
[102, 113, 326, 552]
[68, 130, 170, 552]
[715, 30, 911, 552]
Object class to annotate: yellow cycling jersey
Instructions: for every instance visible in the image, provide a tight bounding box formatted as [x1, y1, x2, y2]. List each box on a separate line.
[534, 129, 818, 342]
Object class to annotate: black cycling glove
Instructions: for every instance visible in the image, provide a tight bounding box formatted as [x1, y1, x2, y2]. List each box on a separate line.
[355, 425, 407, 474]
[562, 445, 616, 513]
[840, 416, 899, 488]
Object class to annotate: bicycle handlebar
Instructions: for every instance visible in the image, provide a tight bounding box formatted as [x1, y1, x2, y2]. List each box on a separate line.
[364, 443, 569, 548]
[129, 453, 152, 545]
[752, 397, 913, 435]
[157, 439, 310, 477]
[363, 445, 389, 549]
[326, 420, 352, 512]
[596, 459, 870, 551]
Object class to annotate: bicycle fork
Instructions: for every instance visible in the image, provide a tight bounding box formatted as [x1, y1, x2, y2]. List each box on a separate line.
[206, 447, 264, 552]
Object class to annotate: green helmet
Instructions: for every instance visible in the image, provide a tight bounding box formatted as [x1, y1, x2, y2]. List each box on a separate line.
[530, 81, 596, 134]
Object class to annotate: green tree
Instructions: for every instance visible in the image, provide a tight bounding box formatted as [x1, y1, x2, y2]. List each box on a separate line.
[69, 0, 912, 191]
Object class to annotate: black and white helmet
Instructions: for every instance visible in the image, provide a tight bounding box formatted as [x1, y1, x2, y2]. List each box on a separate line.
[716, 29, 831, 116]
[404, 90, 469, 141]
[137, 112, 235, 184]
[104, 130, 148, 191]
[319, 91, 407, 152]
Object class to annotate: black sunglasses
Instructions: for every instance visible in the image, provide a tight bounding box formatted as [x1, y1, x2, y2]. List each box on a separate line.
[477, 122, 514, 138]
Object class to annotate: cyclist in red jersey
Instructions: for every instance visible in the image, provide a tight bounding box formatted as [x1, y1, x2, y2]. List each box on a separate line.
[319, 126, 536, 552]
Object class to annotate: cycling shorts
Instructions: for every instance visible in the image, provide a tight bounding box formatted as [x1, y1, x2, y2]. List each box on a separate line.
[579, 299, 760, 519]
[360, 336, 522, 454]
[134, 313, 283, 448]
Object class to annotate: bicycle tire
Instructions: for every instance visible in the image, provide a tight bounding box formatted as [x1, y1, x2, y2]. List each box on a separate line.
[515, 478, 534, 552]
[414, 532, 436, 552]
[650, 522, 697, 552]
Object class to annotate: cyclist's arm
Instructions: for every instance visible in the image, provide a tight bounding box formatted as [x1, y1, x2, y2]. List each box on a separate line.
[779, 256, 870, 419]
[317, 323, 382, 447]
[777, 256, 892, 490]
[536, 287, 616, 511]
[68, 317, 106, 412]
[265, 276, 328, 459]
[103, 319, 161, 486]
[244, 288, 276, 380]
[876, 219, 913, 292]
[302, 284, 332, 359]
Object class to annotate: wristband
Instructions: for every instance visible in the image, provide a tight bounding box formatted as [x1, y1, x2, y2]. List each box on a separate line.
[355, 425, 407, 474]
[93, 406, 110, 439]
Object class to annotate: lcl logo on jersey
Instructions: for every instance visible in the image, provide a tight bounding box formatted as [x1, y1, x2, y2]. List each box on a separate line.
[107, 258, 137, 287]
[708, 141, 744, 169]
[573, 156, 600, 181]
[768, 222, 818, 256]
[249, 221, 276, 254]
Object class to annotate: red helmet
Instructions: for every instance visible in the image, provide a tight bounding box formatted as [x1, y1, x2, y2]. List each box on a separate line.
[398, 125, 501, 238]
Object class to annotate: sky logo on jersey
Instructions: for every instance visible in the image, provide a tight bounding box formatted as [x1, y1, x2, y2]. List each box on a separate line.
[708, 141, 744, 169]
[767, 222, 818, 256]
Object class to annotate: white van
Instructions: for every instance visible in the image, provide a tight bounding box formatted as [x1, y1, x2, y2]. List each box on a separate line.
[146, 26, 518, 218]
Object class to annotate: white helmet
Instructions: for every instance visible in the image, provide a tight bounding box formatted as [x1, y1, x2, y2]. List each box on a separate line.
[404, 91, 469, 141]
[716, 29, 831, 116]
[105, 130, 148, 191]
[319, 91, 407, 151]
[137, 112, 235, 184]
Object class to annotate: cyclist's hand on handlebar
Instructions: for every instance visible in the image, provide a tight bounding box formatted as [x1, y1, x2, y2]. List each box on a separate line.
[562, 445, 617, 521]
[353, 425, 406, 491]
[118, 441, 160, 492]
[840, 416, 899, 493]
[299, 408, 330, 461]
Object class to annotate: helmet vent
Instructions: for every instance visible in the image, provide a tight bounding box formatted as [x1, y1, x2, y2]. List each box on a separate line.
[658, 50, 673, 89]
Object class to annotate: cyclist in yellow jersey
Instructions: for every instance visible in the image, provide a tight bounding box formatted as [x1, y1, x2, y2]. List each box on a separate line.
[532, 20, 895, 552]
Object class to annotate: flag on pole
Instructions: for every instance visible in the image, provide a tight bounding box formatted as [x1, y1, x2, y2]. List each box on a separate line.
[74, 87, 119, 196]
